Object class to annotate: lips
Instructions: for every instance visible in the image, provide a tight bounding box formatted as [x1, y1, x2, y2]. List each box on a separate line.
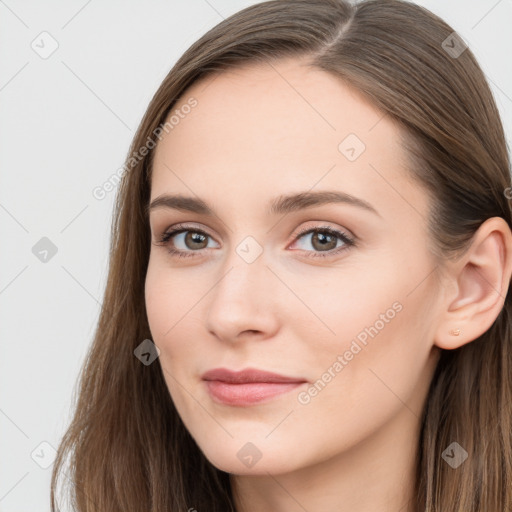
[202, 367, 307, 406]
[201, 367, 307, 384]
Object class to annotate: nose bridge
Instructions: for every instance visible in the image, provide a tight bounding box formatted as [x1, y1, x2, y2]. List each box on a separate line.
[212, 239, 268, 306]
[205, 237, 278, 340]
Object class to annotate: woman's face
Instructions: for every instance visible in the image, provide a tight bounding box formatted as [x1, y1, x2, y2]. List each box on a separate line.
[145, 57, 443, 475]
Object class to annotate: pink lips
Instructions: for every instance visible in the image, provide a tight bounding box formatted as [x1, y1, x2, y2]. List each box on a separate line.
[202, 367, 307, 406]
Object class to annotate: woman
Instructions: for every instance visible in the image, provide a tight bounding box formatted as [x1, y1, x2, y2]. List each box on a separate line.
[50, 0, 512, 510]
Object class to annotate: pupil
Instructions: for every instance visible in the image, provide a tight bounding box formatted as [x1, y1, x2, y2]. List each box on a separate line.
[314, 232, 335, 250]
[188, 232, 206, 248]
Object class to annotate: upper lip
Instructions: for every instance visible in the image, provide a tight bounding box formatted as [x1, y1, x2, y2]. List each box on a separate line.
[202, 367, 307, 384]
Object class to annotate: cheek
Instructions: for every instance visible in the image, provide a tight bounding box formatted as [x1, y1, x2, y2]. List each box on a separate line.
[297, 255, 434, 400]
[144, 266, 196, 415]
[144, 257, 197, 338]
[311, 242, 434, 361]
[297, 274, 436, 432]
[144, 260, 205, 374]
[300, 269, 403, 361]
[145, 263, 170, 340]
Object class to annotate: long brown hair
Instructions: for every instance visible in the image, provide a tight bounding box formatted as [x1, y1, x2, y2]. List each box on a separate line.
[50, 0, 512, 510]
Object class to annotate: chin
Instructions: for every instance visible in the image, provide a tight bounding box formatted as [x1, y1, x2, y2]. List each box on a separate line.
[197, 440, 307, 476]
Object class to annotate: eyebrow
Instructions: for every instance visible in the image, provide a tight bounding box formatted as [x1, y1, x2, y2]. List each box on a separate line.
[146, 190, 380, 217]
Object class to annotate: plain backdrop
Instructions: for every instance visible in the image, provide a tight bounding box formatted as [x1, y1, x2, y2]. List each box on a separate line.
[1, 0, 511, 510]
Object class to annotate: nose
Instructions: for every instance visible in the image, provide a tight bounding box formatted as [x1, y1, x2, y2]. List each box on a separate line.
[205, 250, 280, 344]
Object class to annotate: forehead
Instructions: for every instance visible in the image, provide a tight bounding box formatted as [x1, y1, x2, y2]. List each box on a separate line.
[163, 57, 390, 154]
[150, 58, 426, 222]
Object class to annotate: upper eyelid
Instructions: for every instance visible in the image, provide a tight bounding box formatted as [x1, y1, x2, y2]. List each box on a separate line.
[163, 221, 348, 235]
[162, 222, 353, 246]
[165, 223, 220, 242]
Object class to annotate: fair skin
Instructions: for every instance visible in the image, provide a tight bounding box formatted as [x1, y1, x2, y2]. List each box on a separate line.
[144, 57, 512, 512]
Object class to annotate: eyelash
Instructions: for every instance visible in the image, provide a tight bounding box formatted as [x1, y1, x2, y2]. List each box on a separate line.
[155, 223, 356, 260]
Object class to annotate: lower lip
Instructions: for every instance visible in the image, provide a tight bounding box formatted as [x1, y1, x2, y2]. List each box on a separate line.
[204, 380, 305, 406]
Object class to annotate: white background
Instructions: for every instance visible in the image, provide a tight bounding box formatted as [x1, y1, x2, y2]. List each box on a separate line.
[1, 0, 511, 510]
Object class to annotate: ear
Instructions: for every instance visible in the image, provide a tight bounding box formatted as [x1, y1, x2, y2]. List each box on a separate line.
[434, 216, 512, 350]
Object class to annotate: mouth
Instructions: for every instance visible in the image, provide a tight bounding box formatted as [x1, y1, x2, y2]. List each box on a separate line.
[201, 367, 307, 406]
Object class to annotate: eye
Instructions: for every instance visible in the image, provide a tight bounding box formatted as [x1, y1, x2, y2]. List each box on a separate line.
[153, 223, 355, 259]
[154, 223, 219, 259]
[288, 225, 355, 258]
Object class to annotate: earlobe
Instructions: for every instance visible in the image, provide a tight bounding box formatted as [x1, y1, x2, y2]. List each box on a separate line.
[434, 217, 512, 350]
